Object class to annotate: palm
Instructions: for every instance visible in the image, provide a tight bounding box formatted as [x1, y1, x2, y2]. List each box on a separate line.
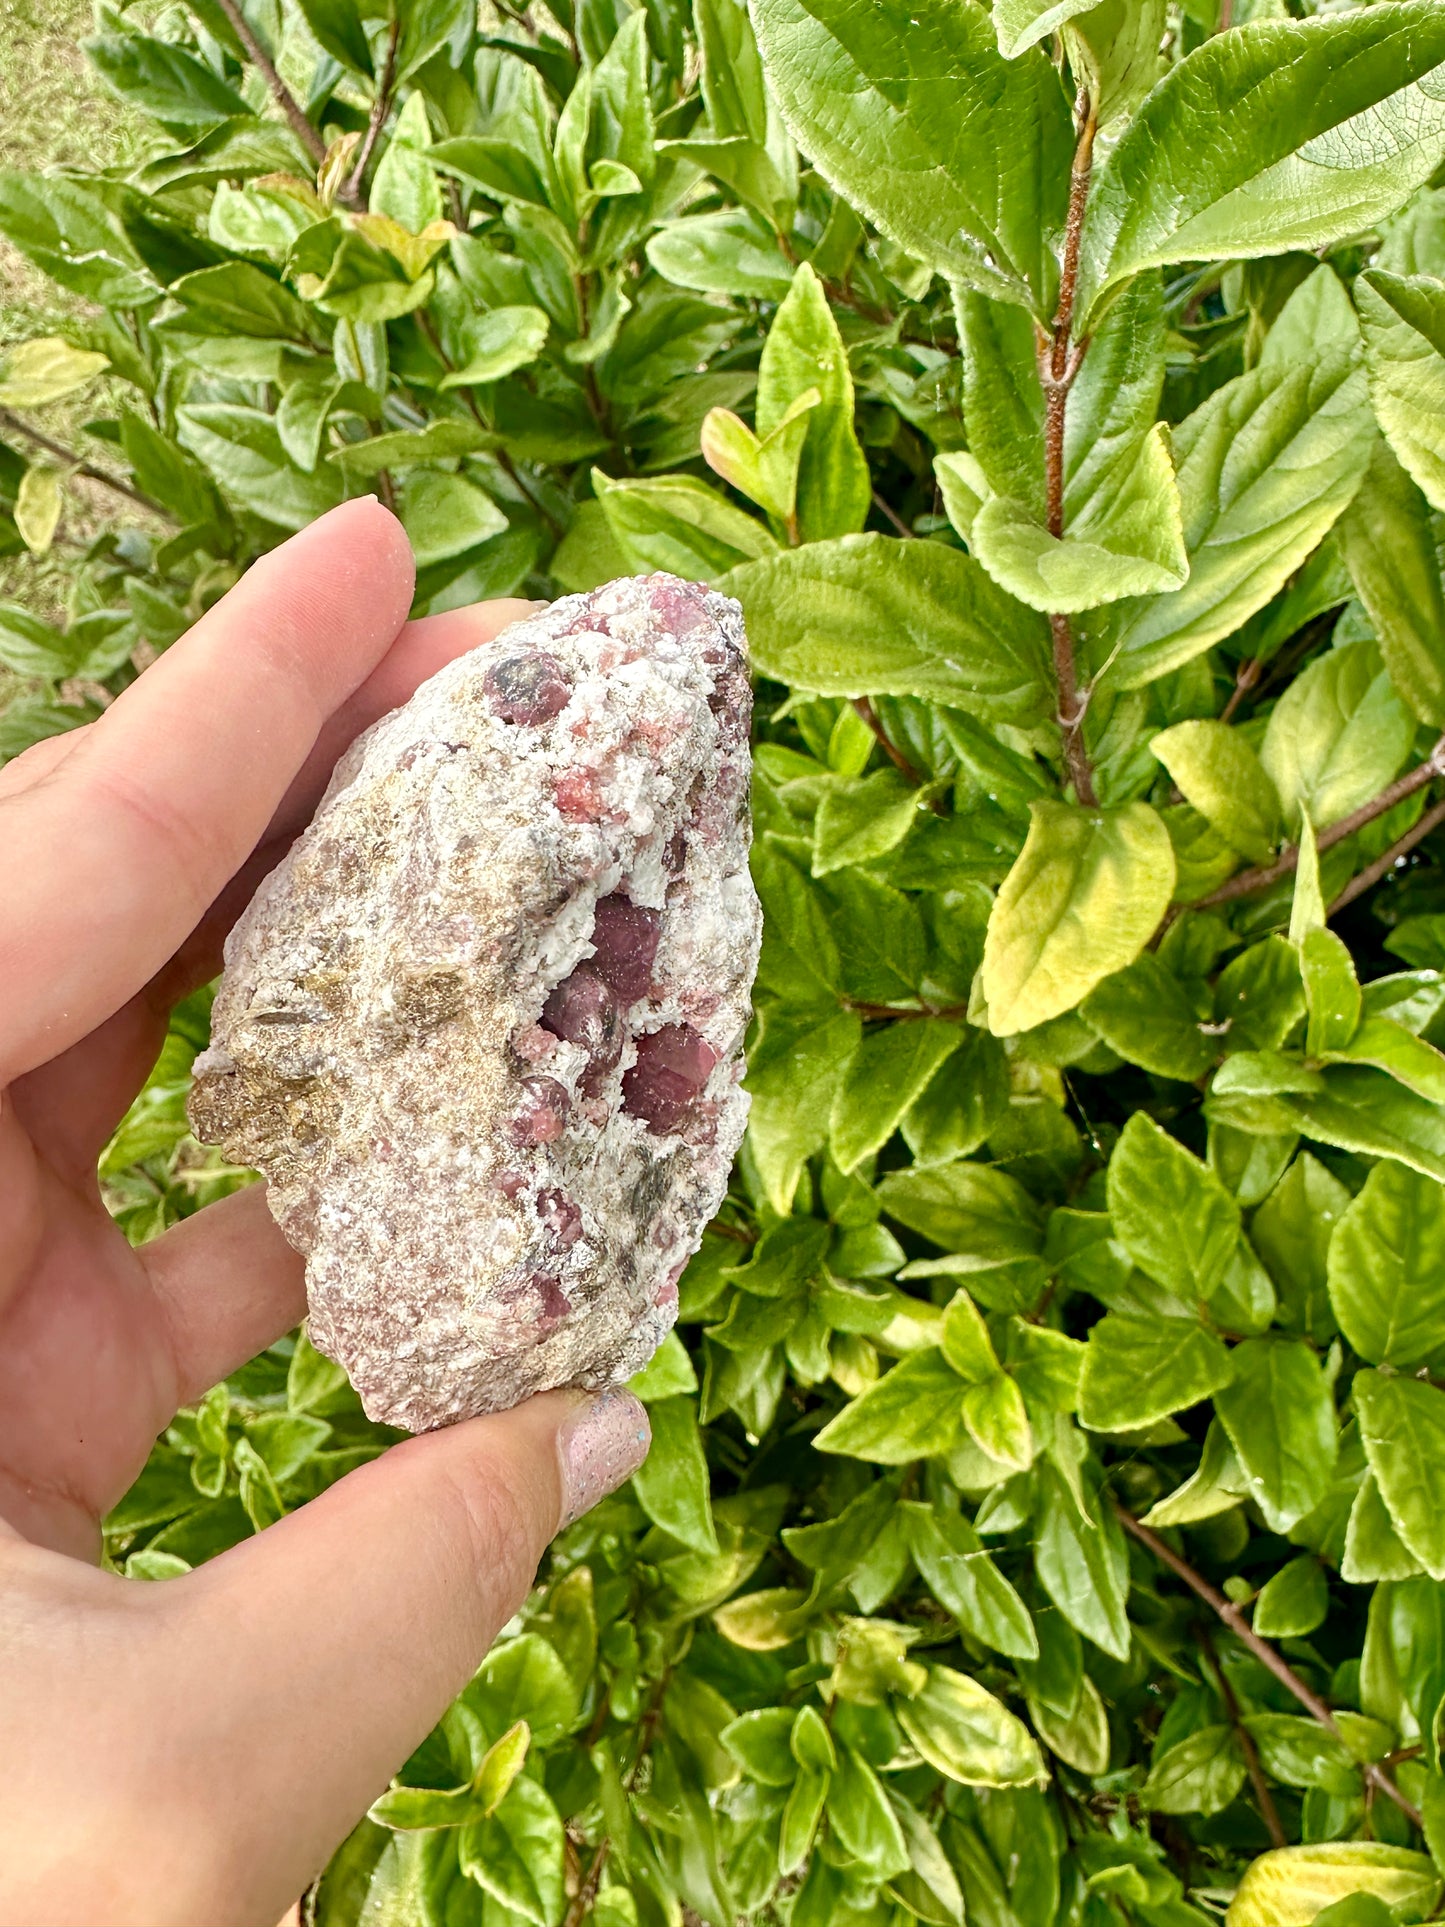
[0, 992, 222, 1555]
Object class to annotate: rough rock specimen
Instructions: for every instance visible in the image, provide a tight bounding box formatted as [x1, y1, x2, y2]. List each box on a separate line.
[189, 574, 760, 1431]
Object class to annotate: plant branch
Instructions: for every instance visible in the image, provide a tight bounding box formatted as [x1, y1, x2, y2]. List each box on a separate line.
[1219, 656, 1261, 726]
[871, 490, 916, 539]
[1330, 794, 1445, 917]
[1190, 733, 1445, 911]
[844, 999, 970, 1023]
[212, 0, 327, 167]
[0, 409, 169, 518]
[1043, 90, 1099, 808]
[850, 696, 927, 785]
[1116, 1504, 1422, 1829]
[1196, 1626, 1285, 1848]
[347, 19, 400, 204]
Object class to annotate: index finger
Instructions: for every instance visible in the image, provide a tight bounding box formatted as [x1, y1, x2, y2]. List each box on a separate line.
[0, 499, 416, 1085]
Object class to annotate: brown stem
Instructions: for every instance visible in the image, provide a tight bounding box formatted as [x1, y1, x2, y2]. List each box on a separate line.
[1116, 1504, 1422, 1829]
[1190, 734, 1445, 912]
[871, 490, 916, 540]
[1329, 794, 1445, 917]
[1219, 657, 1260, 726]
[851, 697, 924, 783]
[1043, 92, 1099, 809]
[1197, 1626, 1285, 1848]
[562, 1841, 610, 1927]
[212, 0, 327, 167]
[0, 409, 170, 518]
[346, 19, 400, 204]
[845, 999, 970, 1022]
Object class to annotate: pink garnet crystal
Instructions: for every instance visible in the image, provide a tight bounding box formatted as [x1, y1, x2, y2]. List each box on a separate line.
[188, 573, 760, 1432]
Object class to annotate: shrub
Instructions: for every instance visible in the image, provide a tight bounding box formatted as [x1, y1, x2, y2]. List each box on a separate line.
[9, 0, 1445, 1919]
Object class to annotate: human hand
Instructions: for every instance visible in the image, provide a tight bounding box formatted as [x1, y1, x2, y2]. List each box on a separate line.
[0, 500, 651, 1926]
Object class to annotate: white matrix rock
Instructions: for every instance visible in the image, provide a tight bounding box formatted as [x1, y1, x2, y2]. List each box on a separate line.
[190, 573, 760, 1431]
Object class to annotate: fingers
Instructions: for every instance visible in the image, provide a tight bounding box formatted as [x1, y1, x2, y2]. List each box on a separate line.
[157, 1390, 650, 1923]
[0, 500, 416, 1086]
[138, 1184, 305, 1406]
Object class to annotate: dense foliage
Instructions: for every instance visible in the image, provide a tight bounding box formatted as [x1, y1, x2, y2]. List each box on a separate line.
[12, 0, 1445, 1920]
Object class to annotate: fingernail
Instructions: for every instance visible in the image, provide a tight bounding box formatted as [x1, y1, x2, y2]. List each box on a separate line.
[557, 1390, 651, 1528]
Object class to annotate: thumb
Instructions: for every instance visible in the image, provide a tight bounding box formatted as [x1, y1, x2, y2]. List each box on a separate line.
[161, 1388, 650, 1923]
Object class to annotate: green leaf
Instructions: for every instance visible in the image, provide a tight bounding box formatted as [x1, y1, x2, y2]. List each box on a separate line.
[878, 1162, 1043, 1266]
[1143, 1725, 1246, 1817]
[1093, 345, 1373, 690]
[1358, 268, 1445, 513]
[780, 1762, 830, 1874]
[1338, 439, 1445, 728]
[971, 425, 1187, 614]
[0, 171, 156, 308]
[457, 1776, 566, 1927]
[296, 0, 373, 75]
[397, 470, 507, 568]
[328, 421, 494, 476]
[1229, 1847, 1441, 1927]
[747, 1002, 863, 1213]
[1216, 1338, 1337, 1535]
[813, 1350, 966, 1464]
[86, 31, 249, 125]
[1252, 1152, 1347, 1344]
[980, 800, 1176, 1035]
[1080, 953, 1216, 1083]
[1077, 5, 1445, 323]
[811, 768, 923, 876]
[1253, 1556, 1330, 1639]
[177, 404, 344, 530]
[468, 1634, 579, 1748]
[1150, 720, 1282, 865]
[647, 207, 794, 302]
[440, 306, 550, 387]
[596, 472, 777, 581]
[1260, 639, 1415, 837]
[1329, 1164, 1445, 1372]
[829, 1020, 965, 1173]
[903, 1503, 1037, 1659]
[1079, 1313, 1234, 1433]
[721, 1708, 798, 1786]
[960, 1373, 1032, 1472]
[1034, 1465, 1131, 1659]
[752, 0, 1072, 313]
[756, 262, 868, 542]
[702, 390, 816, 525]
[1302, 926, 1361, 1058]
[894, 1664, 1047, 1788]
[1062, 0, 1165, 132]
[630, 1395, 717, 1554]
[828, 1747, 910, 1878]
[991, 0, 1098, 59]
[0, 336, 108, 409]
[14, 467, 62, 557]
[723, 534, 1051, 721]
[1107, 1113, 1240, 1304]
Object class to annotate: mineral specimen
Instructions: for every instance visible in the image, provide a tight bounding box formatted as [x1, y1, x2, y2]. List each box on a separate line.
[189, 574, 760, 1431]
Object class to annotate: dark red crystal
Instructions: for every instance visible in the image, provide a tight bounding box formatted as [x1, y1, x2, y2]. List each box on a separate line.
[589, 895, 661, 1005]
[540, 964, 624, 1089]
[484, 653, 571, 725]
[622, 1025, 719, 1135]
[506, 1075, 570, 1147]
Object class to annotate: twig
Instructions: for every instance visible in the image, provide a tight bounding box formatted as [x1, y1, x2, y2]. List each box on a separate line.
[346, 19, 400, 204]
[850, 696, 927, 786]
[1196, 1626, 1285, 1848]
[1043, 90, 1099, 809]
[0, 409, 169, 518]
[1190, 734, 1445, 911]
[1329, 794, 1445, 917]
[1219, 657, 1260, 726]
[1116, 1503, 1422, 1829]
[871, 490, 916, 539]
[212, 0, 327, 167]
[844, 999, 969, 1022]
